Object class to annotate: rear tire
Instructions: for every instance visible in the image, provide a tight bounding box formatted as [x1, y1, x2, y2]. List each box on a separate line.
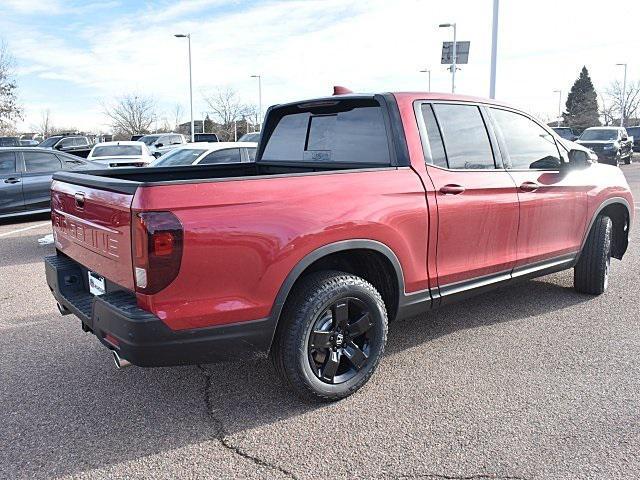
[270, 271, 388, 402]
[574, 215, 612, 295]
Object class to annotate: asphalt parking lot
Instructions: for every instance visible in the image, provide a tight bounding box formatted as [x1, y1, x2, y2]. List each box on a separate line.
[1, 160, 639, 480]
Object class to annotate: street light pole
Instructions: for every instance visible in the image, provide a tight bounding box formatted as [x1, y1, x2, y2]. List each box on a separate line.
[616, 63, 627, 127]
[439, 23, 457, 93]
[553, 89, 562, 127]
[419, 69, 431, 91]
[250, 75, 262, 129]
[489, 0, 499, 98]
[175, 33, 194, 142]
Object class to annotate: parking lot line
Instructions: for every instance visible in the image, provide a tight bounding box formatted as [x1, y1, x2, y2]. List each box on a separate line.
[0, 222, 50, 238]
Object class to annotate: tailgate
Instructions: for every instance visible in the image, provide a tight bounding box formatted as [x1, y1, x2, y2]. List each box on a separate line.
[51, 179, 135, 290]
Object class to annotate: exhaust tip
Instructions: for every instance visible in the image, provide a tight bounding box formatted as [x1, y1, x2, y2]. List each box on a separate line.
[112, 350, 132, 369]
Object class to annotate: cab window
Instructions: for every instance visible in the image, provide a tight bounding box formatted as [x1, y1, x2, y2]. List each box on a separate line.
[431, 104, 495, 170]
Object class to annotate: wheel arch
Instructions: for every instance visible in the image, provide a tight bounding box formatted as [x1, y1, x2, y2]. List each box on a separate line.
[580, 197, 632, 261]
[266, 240, 405, 348]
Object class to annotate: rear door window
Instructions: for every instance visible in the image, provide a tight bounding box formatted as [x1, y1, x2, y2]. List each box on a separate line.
[0, 151, 17, 174]
[432, 104, 495, 170]
[261, 101, 391, 165]
[23, 151, 62, 173]
[490, 108, 561, 170]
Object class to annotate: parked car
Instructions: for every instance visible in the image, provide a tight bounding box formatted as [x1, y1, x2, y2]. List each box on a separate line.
[0, 136, 21, 147]
[148, 142, 257, 167]
[576, 127, 633, 165]
[551, 127, 578, 141]
[194, 133, 219, 142]
[0, 147, 97, 219]
[87, 141, 155, 168]
[238, 132, 260, 142]
[38, 134, 93, 158]
[625, 126, 640, 153]
[45, 91, 633, 401]
[130, 135, 144, 141]
[137, 133, 186, 158]
[20, 139, 40, 147]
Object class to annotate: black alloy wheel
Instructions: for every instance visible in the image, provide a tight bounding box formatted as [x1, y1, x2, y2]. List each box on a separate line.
[307, 297, 375, 384]
[271, 271, 388, 402]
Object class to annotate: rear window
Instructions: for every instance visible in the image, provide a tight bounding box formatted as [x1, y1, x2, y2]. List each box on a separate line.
[92, 145, 142, 157]
[261, 100, 391, 165]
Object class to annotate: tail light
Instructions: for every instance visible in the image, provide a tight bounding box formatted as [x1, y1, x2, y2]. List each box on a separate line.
[132, 211, 183, 294]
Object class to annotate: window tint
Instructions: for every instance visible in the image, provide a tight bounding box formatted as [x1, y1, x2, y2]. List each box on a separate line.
[262, 104, 391, 165]
[199, 149, 241, 164]
[420, 104, 447, 168]
[74, 137, 88, 146]
[432, 104, 495, 169]
[0, 151, 16, 174]
[23, 152, 62, 173]
[59, 138, 74, 148]
[491, 108, 561, 170]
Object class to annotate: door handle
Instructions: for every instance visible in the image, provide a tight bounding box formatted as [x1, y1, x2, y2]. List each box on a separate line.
[519, 181, 540, 192]
[439, 184, 466, 195]
[4, 177, 20, 184]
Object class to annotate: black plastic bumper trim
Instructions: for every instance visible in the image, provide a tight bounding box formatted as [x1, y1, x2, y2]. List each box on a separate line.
[45, 254, 275, 367]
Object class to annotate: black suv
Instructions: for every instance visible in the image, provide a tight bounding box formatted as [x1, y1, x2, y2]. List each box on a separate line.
[625, 126, 640, 152]
[38, 134, 92, 157]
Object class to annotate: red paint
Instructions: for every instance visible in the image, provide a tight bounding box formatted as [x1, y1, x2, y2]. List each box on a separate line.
[50, 92, 634, 333]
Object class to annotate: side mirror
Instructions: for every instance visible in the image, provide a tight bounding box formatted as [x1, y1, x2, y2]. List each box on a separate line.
[155, 143, 164, 148]
[567, 149, 591, 168]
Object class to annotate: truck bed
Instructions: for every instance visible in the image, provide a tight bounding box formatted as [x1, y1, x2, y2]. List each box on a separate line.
[52, 161, 375, 194]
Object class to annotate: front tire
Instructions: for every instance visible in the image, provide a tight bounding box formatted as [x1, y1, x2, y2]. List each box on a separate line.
[574, 215, 613, 295]
[271, 271, 388, 402]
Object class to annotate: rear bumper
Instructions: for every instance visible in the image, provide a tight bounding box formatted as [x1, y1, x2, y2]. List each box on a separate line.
[45, 254, 275, 367]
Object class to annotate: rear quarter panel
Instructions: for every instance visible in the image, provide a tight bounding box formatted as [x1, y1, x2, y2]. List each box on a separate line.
[133, 169, 429, 330]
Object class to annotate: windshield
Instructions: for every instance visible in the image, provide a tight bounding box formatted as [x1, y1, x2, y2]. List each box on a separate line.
[92, 145, 142, 157]
[138, 135, 160, 146]
[239, 132, 260, 142]
[579, 129, 618, 141]
[149, 148, 207, 167]
[38, 137, 61, 148]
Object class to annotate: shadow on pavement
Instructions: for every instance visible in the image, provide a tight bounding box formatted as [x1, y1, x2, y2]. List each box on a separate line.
[0, 211, 50, 227]
[0, 273, 592, 478]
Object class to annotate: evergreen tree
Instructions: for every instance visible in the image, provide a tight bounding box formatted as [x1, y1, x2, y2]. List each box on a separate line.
[203, 114, 213, 134]
[563, 66, 600, 131]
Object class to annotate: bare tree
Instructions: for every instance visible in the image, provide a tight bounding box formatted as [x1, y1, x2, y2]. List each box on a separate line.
[37, 109, 52, 138]
[172, 104, 183, 131]
[598, 92, 616, 126]
[202, 88, 254, 141]
[102, 94, 156, 136]
[605, 79, 640, 125]
[0, 41, 22, 134]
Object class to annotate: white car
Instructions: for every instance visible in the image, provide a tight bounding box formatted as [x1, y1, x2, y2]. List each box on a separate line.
[137, 133, 187, 157]
[87, 141, 155, 167]
[148, 142, 258, 167]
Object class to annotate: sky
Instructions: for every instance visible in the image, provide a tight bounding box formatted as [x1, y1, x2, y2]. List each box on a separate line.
[2, 0, 639, 133]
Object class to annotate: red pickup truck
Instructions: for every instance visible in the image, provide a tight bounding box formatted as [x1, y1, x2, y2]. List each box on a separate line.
[45, 90, 634, 401]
